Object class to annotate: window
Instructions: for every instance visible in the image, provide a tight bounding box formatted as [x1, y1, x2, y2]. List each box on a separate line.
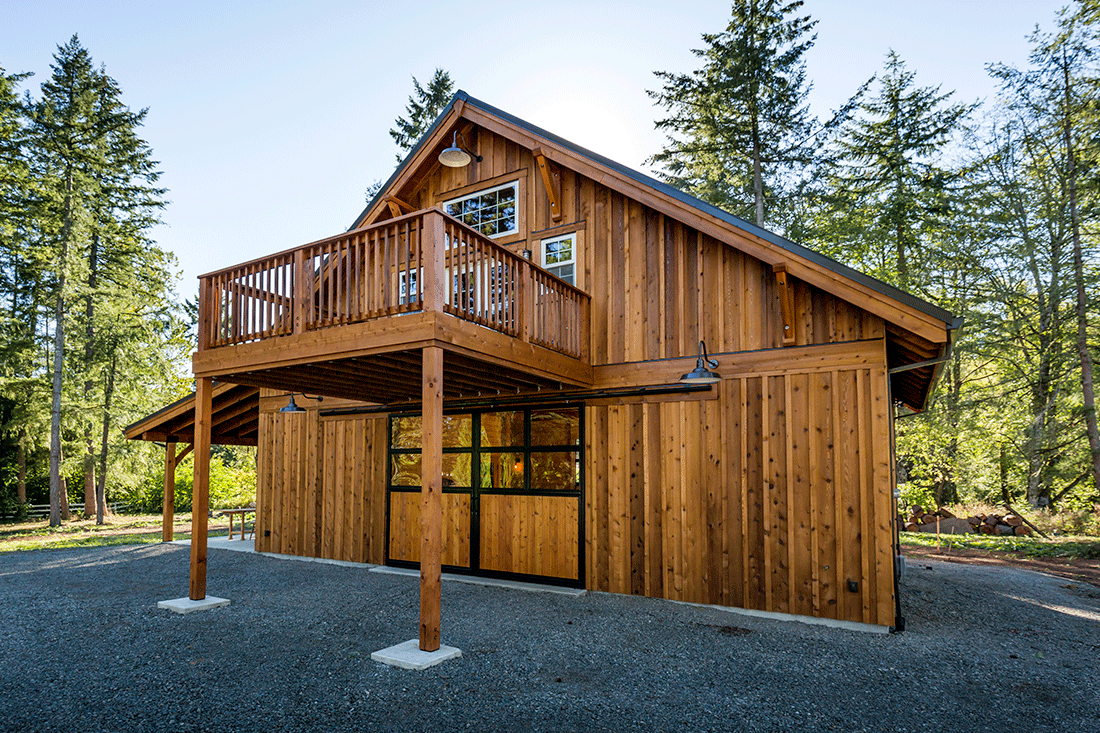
[540, 233, 575, 285]
[443, 181, 518, 238]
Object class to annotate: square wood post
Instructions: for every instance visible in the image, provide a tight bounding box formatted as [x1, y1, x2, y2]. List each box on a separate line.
[162, 440, 177, 542]
[189, 377, 213, 601]
[419, 345, 444, 651]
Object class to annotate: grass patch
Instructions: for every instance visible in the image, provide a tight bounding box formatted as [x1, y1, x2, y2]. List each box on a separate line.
[0, 514, 234, 553]
[900, 531, 1100, 560]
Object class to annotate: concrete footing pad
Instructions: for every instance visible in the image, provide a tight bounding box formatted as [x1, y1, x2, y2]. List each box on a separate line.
[158, 596, 231, 614]
[371, 639, 462, 670]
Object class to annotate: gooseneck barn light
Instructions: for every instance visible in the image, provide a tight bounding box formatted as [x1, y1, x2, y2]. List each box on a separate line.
[278, 393, 324, 413]
[438, 131, 483, 168]
[679, 341, 721, 385]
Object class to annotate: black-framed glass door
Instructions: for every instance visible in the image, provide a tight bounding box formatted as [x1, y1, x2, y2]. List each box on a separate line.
[386, 406, 583, 586]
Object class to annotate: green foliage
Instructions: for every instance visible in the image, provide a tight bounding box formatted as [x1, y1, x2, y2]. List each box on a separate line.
[389, 68, 454, 161]
[124, 446, 256, 513]
[0, 36, 187, 523]
[648, 0, 848, 229]
[900, 531, 1100, 559]
[812, 51, 976, 293]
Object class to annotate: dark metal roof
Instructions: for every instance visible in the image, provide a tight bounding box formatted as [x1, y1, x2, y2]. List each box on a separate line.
[353, 90, 960, 330]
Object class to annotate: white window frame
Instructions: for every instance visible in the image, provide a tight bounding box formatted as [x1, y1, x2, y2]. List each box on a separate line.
[443, 181, 519, 239]
[540, 232, 576, 285]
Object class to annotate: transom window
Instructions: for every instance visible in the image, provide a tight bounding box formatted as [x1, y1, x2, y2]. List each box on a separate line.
[541, 233, 575, 285]
[443, 181, 518, 238]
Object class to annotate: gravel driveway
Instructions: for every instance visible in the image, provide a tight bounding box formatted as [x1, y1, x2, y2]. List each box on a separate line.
[1, 543, 1097, 732]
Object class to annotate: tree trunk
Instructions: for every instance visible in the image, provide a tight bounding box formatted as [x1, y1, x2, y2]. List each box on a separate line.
[49, 169, 73, 528]
[751, 112, 764, 228]
[83, 230, 99, 516]
[95, 346, 117, 524]
[896, 222, 909, 291]
[1063, 55, 1100, 500]
[16, 429, 26, 506]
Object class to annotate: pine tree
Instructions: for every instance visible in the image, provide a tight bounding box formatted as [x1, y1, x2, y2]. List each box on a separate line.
[78, 69, 165, 523]
[647, 0, 846, 229]
[29, 37, 103, 526]
[0, 67, 36, 511]
[818, 52, 975, 292]
[27, 36, 170, 525]
[389, 68, 454, 161]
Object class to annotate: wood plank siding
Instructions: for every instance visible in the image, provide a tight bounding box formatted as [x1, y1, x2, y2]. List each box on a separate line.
[239, 114, 920, 629]
[392, 126, 886, 363]
[585, 363, 895, 626]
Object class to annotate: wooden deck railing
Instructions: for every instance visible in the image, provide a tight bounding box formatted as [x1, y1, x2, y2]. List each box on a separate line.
[197, 208, 590, 360]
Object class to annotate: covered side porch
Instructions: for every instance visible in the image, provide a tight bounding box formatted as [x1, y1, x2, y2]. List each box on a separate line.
[180, 207, 592, 655]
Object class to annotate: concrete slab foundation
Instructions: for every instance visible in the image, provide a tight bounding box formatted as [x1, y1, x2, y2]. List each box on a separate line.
[371, 639, 462, 670]
[158, 596, 231, 614]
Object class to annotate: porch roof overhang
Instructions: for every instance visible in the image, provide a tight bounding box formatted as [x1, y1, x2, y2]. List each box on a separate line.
[123, 382, 260, 446]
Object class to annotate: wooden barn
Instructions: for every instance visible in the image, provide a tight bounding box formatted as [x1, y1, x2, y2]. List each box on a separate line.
[130, 91, 958, 645]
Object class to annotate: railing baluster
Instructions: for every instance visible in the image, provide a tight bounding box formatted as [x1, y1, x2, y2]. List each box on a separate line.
[199, 210, 587, 358]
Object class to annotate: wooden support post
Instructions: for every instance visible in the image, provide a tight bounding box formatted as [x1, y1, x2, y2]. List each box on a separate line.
[189, 378, 213, 601]
[293, 248, 307, 335]
[422, 211, 445, 315]
[518, 258, 532, 343]
[197, 276, 211, 351]
[419, 345, 444, 652]
[772, 263, 796, 347]
[384, 195, 416, 217]
[162, 441, 177, 542]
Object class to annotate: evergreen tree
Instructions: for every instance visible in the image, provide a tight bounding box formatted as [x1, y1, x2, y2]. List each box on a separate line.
[27, 36, 171, 525]
[29, 36, 103, 525]
[389, 68, 454, 161]
[0, 67, 37, 511]
[647, 0, 846, 229]
[78, 68, 166, 523]
[817, 52, 975, 293]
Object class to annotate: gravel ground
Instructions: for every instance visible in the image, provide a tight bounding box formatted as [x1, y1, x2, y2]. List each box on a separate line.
[1, 544, 1098, 733]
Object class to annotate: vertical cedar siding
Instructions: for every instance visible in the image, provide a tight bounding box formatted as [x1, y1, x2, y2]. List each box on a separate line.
[254, 124, 898, 627]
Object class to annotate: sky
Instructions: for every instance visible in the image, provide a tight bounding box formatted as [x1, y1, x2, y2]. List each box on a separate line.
[2, 0, 1066, 301]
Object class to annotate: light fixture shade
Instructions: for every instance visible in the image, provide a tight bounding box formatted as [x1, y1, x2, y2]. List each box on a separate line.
[439, 145, 472, 167]
[279, 395, 306, 413]
[679, 340, 721, 384]
[679, 362, 721, 384]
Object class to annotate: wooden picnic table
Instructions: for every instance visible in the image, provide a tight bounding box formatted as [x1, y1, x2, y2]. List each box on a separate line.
[220, 508, 255, 540]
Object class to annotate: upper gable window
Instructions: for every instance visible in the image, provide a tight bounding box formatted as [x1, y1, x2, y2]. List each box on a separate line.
[443, 181, 518, 238]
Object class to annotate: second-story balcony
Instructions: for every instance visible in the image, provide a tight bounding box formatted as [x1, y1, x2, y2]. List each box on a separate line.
[191, 208, 593, 403]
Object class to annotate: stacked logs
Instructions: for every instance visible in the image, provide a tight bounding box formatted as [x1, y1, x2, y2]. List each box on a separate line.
[899, 507, 1033, 536]
[901, 506, 955, 532]
[967, 513, 1032, 536]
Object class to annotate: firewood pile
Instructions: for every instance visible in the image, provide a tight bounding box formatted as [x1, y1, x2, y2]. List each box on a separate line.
[901, 506, 955, 532]
[899, 506, 1032, 536]
[966, 513, 1032, 536]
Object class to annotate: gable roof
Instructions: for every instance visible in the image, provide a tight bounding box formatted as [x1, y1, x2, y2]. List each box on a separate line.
[353, 91, 960, 410]
[355, 91, 960, 330]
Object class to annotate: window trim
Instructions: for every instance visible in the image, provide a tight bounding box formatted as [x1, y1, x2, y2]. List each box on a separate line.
[540, 231, 577, 286]
[442, 180, 520, 240]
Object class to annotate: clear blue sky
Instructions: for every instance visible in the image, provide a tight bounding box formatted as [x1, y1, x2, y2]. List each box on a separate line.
[2, 0, 1062, 302]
